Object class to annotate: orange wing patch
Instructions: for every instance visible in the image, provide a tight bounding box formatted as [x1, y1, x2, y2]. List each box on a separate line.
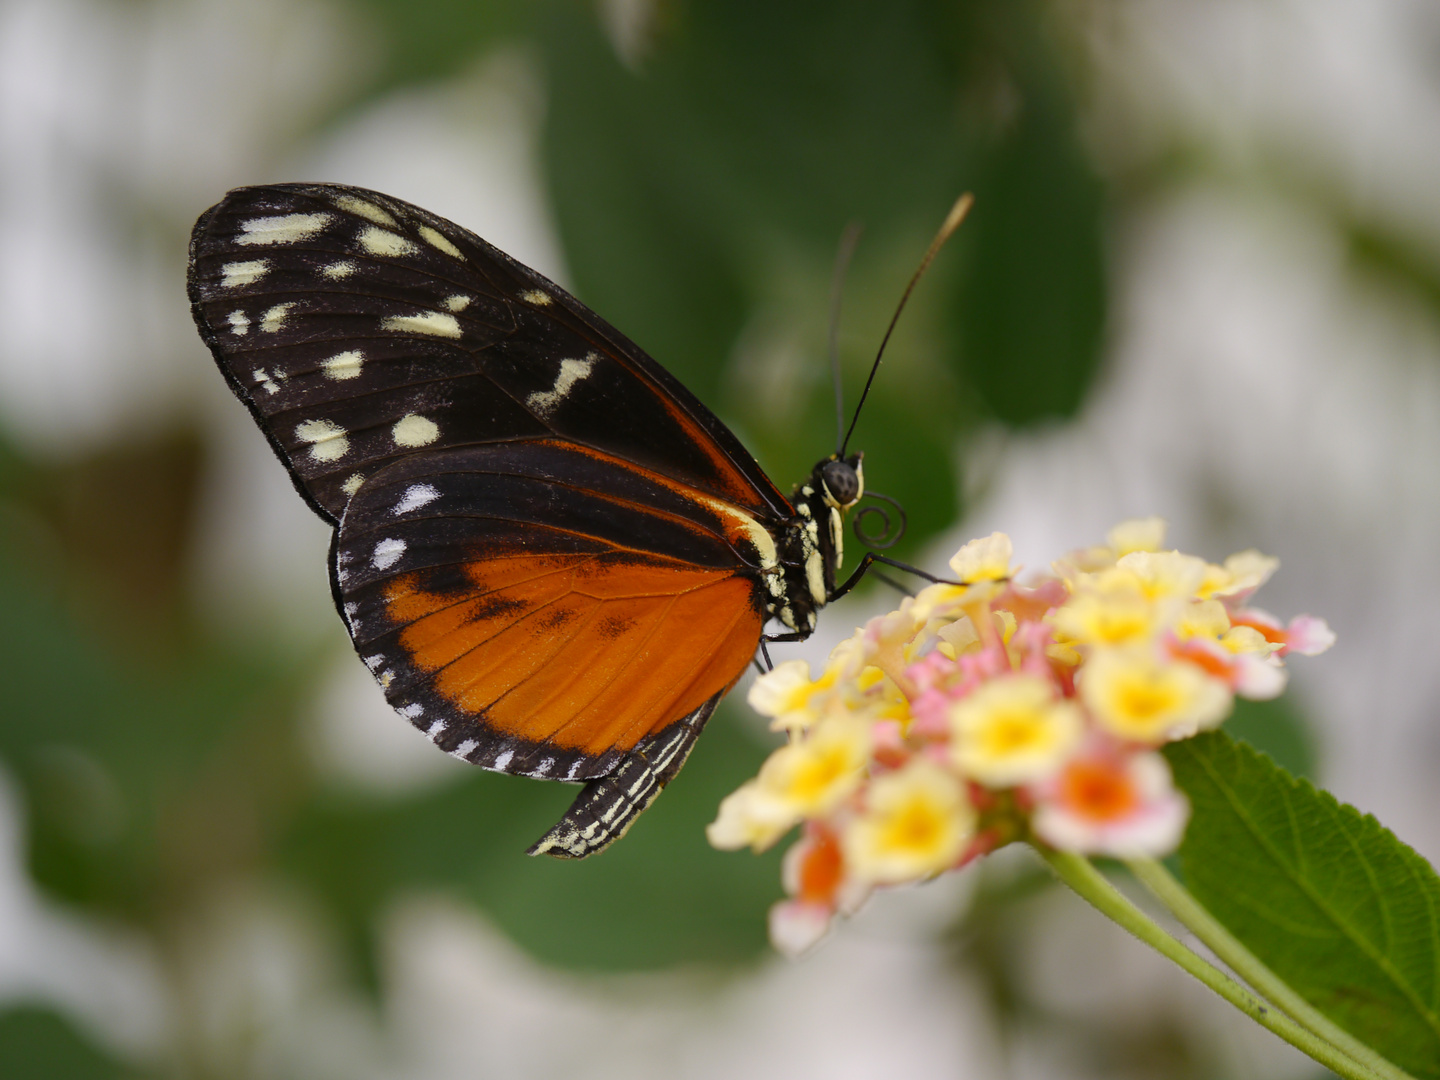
[384, 551, 762, 756]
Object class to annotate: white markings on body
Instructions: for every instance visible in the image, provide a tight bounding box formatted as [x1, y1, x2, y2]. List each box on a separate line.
[426, 720, 447, 738]
[492, 749, 514, 771]
[322, 261, 355, 280]
[260, 302, 296, 333]
[398, 703, 424, 719]
[227, 310, 250, 336]
[381, 311, 460, 338]
[393, 483, 440, 515]
[453, 739, 478, 759]
[565, 760, 582, 780]
[321, 350, 364, 380]
[535, 757, 555, 776]
[805, 544, 826, 606]
[236, 212, 331, 246]
[334, 194, 395, 226]
[371, 537, 406, 570]
[253, 368, 280, 394]
[520, 289, 552, 306]
[392, 414, 439, 448]
[443, 294, 471, 312]
[341, 473, 365, 496]
[294, 418, 349, 462]
[526, 354, 596, 417]
[358, 225, 417, 257]
[364, 654, 385, 671]
[221, 259, 268, 288]
[418, 225, 463, 258]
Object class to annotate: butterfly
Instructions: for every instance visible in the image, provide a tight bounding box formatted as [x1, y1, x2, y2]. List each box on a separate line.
[187, 183, 965, 859]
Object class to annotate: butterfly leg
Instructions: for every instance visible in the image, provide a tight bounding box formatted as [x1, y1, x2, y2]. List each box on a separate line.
[754, 638, 774, 674]
[526, 693, 722, 859]
[827, 552, 961, 604]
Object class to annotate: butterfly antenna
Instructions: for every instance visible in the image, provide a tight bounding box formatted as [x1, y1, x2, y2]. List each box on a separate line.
[829, 222, 864, 454]
[840, 192, 974, 456]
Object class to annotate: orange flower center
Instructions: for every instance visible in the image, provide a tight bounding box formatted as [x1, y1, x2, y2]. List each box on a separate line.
[1060, 761, 1139, 822]
[798, 832, 844, 904]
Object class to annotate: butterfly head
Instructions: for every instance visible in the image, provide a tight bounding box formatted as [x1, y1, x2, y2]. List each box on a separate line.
[818, 452, 864, 510]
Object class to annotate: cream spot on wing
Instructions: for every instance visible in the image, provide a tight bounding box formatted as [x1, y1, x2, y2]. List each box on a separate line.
[253, 368, 280, 394]
[526, 354, 596, 417]
[698, 495, 779, 571]
[236, 212, 331, 245]
[392, 414, 439, 448]
[520, 289, 552, 306]
[322, 260, 355, 280]
[393, 483, 440, 514]
[371, 537, 406, 570]
[418, 225, 463, 258]
[221, 259, 269, 288]
[341, 472, 365, 496]
[398, 703, 424, 719]
[381, 311, 460, 338]
[492, 749, 514, 770]
[426, 719, 447, 738]
[358, 225, 417, 257]
[452, 739, 478, 759]
[333, 194, 396, 226]
[443, 294, 471, 312]
[321, 350, 364, 380]
[227, 310, 250, 336]
[260, 302, 296, 333]
[294, 418, 349, 463]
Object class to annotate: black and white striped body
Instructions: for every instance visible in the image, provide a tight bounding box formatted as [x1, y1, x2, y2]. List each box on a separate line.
[771, 453, 865, 635]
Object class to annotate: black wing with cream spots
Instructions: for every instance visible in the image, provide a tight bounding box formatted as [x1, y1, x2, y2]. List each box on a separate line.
[187, 183, 792, 525]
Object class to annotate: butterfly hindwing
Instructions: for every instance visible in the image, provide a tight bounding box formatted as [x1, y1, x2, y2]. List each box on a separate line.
[335, 441, 768, 783]
[187, 183, 790, 523]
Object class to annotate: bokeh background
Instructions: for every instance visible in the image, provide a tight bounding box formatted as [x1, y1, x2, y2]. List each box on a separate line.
[1, 0, 1438, 1076]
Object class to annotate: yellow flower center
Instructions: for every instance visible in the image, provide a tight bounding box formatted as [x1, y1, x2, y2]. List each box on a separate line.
[1116, 676, 1180, 722]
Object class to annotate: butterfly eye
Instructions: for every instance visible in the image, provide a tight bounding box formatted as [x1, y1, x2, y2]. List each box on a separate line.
[821, 459, 861, 507]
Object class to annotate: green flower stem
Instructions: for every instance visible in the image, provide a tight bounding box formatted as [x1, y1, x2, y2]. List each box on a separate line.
[1125, 856, 1415, 1080]
[1036, 846, 1388, 1080]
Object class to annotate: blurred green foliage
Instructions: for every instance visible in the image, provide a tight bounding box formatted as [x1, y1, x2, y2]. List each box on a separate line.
[0, 1007, 142, 1080]
[0, 0, 1118, 1072]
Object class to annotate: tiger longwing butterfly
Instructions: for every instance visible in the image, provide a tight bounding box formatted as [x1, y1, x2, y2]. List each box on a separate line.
[187, 183, 964, 859]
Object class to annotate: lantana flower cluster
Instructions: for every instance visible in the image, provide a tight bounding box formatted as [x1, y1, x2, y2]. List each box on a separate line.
[707, 519, 1334, 956]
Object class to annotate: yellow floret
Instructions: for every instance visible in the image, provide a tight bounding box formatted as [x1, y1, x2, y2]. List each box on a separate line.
[949, 675, 1084, 787]
[1107, 517, 1167, 555]
[842, 761, 975, 885]
[1081, 648, 1232, 743]
[948, 531, 1014, 583]
[758, 715, 873, 817]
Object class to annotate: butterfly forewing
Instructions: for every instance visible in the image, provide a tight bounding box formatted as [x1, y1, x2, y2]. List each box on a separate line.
[187, 183, 790, 523]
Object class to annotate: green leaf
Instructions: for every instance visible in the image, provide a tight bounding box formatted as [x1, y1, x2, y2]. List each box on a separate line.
[1224, 693, 1318, 780]
[1168, 731, 1440, 1078]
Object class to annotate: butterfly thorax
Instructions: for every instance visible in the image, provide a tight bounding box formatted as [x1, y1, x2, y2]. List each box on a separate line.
[770, 453, 864, 634]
